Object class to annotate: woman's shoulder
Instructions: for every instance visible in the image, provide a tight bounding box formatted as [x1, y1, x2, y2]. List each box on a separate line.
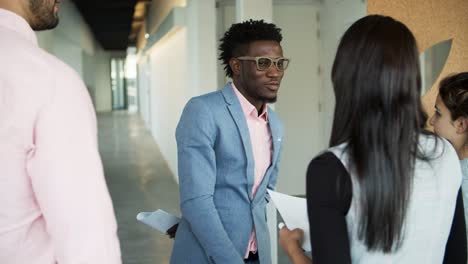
[417, 133, 461, 188]
[418, 133, 457, 161]
[308, 151, 347, 173]
[307, 151, 351, 190]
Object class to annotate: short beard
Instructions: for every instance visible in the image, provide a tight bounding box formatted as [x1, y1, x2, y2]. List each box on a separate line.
[262, 96, 277, 104]
[29, 0, 59, 31]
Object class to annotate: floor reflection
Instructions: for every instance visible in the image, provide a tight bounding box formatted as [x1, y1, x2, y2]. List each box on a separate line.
[98, 111, 179, 264]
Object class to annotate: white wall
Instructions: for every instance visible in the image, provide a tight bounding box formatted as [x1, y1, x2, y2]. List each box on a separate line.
[186, 0, 218, 95]
[138, 0, 217, 180]
[147, 29, 190, 179]
[95, 50, 112, 112]
[137, 57, 152, 126]
[319, 0, 367, 152]
[216, 2, 236, 87]
[273, 2, 323, 195]
[236, 0, 273, 22]
[52, 36, 83, 76]
[35, 0, 113, 112]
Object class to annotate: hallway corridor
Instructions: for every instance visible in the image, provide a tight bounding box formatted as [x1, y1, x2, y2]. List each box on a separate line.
[98, 112, 179, 264]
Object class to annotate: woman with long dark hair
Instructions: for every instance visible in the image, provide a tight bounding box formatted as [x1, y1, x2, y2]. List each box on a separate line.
[279, 15, 466, 263]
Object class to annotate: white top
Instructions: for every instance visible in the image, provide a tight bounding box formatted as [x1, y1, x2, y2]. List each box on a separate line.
[329, 134, 462, 263]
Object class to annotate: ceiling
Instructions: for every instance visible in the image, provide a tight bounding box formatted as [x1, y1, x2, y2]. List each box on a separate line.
[71, 0, 148, 51]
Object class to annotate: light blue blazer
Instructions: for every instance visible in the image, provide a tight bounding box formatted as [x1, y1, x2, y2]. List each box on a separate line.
[170, 84, 284, 264]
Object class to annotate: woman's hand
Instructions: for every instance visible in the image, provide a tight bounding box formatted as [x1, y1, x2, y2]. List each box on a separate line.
[279, 225, 304, 256]
[278, 224, 312, 264]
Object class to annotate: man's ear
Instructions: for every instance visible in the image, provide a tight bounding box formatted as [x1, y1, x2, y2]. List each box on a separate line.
[229, 58, 241, 76]
[455, 117, 468, 134]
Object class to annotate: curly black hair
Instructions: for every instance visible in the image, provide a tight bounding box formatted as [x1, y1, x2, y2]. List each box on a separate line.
[218, 19, 283, 78]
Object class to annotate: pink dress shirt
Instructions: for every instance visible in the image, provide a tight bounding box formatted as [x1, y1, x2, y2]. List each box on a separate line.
[0, 8, 121, 263]
[232, 83, 273, 258]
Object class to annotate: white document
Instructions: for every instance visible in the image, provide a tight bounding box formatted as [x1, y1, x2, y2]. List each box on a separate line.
[268, 189, 311, 252]
[136, 209, 180, 233]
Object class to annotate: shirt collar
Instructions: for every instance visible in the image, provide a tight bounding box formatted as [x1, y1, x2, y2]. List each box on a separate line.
[0, 8, 38, 46]
[231, 82, 269, 121]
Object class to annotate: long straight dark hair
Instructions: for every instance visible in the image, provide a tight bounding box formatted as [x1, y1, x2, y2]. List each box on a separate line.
[330, 15, 429, 252]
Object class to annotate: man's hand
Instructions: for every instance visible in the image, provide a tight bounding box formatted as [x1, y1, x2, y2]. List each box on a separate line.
[166, 223, 179, 239]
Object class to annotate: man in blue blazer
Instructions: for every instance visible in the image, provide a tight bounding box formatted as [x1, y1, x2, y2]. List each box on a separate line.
[170, 20, 288, 264]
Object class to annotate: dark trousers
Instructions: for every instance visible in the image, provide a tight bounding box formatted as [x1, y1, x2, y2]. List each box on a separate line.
[244, 252, 259, 264]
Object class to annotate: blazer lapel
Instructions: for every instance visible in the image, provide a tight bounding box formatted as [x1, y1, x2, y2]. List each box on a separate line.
[268, 109, 282, 166]
[222, 84, 255, 200]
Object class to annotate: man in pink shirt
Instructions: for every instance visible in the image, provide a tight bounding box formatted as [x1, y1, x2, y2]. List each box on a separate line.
[0, 0, 121, 263]
[171, 20, 288, 264]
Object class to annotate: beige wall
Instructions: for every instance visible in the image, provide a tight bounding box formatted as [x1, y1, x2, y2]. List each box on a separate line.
[368, 0, 468, 114]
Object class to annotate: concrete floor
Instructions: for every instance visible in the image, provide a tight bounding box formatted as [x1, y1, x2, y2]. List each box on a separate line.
[98, 112, 180, 264]
[97, 111, 293, 264]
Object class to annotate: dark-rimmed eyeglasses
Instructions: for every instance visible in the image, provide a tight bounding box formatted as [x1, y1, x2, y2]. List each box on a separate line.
[236, 56, 290, 71]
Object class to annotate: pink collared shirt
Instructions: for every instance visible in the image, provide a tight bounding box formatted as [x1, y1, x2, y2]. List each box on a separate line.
[0, 8, 121, 263]
[232, 83, 273, 258]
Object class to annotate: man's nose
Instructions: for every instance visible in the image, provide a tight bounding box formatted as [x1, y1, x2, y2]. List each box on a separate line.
[266, 64, 281, 77]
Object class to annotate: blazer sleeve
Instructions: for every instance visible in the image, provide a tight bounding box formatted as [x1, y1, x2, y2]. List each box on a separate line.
[176, 98, 244, 263]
